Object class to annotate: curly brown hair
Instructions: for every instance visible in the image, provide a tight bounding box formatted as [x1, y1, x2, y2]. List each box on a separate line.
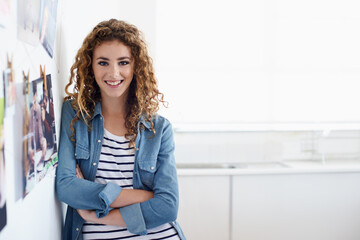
[65, 19, 166, 147]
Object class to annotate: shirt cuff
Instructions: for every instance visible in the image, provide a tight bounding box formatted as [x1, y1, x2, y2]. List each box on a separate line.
[120, 203, 147, 235]
[96, 182, 122, 218]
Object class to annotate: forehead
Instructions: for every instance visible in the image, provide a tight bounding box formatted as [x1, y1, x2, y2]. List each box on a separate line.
[93, 40, 132, 57]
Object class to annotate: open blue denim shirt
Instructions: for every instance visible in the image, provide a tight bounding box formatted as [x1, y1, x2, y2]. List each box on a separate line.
[56, 100, 186, 240]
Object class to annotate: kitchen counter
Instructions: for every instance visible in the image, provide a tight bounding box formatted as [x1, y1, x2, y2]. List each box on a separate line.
[176, 160, 360, 176]
[176, 160, 360, 240]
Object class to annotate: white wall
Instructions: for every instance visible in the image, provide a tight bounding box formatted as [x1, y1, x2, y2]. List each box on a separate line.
[174, 130, 360, 165]
[155, 0, 360, 124]
[0, 1, 157, 239]
[0, 0, 64, 239]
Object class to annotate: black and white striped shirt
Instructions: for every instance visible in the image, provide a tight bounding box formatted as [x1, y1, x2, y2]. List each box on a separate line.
[82, 129, 180, 240]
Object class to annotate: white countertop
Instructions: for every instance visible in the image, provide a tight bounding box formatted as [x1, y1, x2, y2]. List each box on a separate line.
[173, 122, 360, 132]
[176, 160, 360, 176]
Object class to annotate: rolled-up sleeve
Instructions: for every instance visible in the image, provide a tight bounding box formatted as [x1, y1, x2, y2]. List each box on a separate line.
[120, 203, 147, 235]
[120, 119, 179, 234]
[55, 101, 122, 218]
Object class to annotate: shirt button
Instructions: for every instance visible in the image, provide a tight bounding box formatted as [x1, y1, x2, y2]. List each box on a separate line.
[93, 163, 97, 166]
[150, 166, 155, 170]
[98, 139, 101, 143]
[136, 148, 139, 151]
[134, 171, 137, 175]
[100, 117, 103, 120]
[74, 153, 77, 156]
[76, 228, 79, 231]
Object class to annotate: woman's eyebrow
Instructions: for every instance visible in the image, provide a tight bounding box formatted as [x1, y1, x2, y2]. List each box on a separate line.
[95, 56, 131, 60]
[117, 57, 131, 60]
[96, 57, 109, 60]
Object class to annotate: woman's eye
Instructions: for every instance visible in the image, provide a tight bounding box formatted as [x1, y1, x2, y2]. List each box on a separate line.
[98, 61, 108, 66]
[119, 61, 129, 66]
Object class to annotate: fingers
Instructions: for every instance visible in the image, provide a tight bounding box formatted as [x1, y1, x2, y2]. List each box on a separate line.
[76, 209, 96, 222]
[76, 209, 82, 217]
[76, 164, 84, 179]
[77, 209, 86, 220]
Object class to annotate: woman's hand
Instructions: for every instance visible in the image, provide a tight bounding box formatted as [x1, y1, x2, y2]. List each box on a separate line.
[77, 209, 97, 222]
[77, 208, 126, 226]
[76, 164, 84, 179]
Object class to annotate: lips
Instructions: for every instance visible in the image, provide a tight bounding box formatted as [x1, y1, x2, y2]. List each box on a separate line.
[104, 80, 124, 86]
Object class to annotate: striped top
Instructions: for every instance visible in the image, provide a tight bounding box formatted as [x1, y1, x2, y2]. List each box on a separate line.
[82, 129, 180, 240]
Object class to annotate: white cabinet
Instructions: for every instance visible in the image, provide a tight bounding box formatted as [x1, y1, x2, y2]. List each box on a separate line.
[177, 175, 230, 240]
[231, 173, 360, 240]
[177, 171, 360, 240]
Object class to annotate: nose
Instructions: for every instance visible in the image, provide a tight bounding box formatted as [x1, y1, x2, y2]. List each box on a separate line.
[109, 64, 121, 78]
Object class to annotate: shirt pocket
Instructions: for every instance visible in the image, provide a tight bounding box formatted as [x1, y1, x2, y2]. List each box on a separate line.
[138, 156, 157, 189]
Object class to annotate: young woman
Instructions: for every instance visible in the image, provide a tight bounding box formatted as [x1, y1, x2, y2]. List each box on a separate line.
[56, 19, 185, 240]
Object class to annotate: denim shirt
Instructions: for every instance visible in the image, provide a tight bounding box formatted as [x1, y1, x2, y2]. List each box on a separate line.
[56, 100, 186, 240]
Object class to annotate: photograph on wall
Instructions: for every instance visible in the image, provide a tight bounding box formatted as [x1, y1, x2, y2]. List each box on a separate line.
[0, 139, 6, 233]
[39, 0, 58, 58]
[0, 0, 11, 29]
[0, 70, 6, 232]
[23, 74, 57, 196]
[7, 82, 25, 201]
[17, 0, 41, 46]
[3, 68, 16, 116]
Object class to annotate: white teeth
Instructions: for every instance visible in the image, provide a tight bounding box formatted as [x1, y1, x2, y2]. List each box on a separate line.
[106, 80, 122, 86]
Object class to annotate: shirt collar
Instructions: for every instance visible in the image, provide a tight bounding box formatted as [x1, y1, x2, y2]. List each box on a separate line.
[92, 101, 152, 130]
[139, 115, 152, 130]
[92, 101, 102, 119]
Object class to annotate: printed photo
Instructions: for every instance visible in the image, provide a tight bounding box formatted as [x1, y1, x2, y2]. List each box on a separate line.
[10, 83, 25, 201]
[23, 74, 57, 196]
[0, 148, 6, 233]
[39, 0, 58, 57]
[17, 0, 41, 46]
[3, 68, 16, 116]
[0, 71, 6, 232]
[0, 0, 11, 29]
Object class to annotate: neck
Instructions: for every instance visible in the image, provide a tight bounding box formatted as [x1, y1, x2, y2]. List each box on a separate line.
[101, 95, 127, 118]
[100, 94, 129, 136]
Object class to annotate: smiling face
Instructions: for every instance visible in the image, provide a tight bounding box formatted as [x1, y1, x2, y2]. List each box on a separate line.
[92, 40, 134, 102]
